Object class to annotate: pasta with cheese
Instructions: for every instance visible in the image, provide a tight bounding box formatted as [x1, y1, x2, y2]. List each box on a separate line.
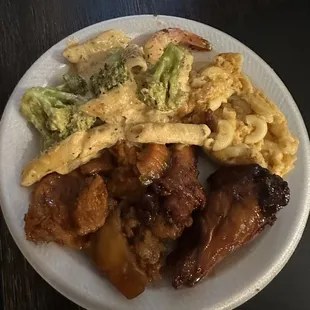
[20, 28, 299, 190]
[21, 124, 124, 186]
[63, 30, 130, 64]
[192, 59, 299, 176]
[126, 123, 211, 145]
[122, 44, 148, 73]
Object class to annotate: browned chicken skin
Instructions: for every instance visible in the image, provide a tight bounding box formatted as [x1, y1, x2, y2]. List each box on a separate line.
[169, 164, 290, 288]
[108, 166, 146, 202]
[80, 150, 114, 175]
[74, 175, 109, 236]
[154, 145, 206, 225]
[25, 171, 111, 248]
[120, 194, 169, 282]
[110, 141, 139, 166]
[24, 171, 88, 249]
[118, 143, 207, 285]
[117, 145, 206, 284]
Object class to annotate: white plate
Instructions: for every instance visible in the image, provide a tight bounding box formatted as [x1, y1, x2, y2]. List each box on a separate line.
[0, 15, 310, 310]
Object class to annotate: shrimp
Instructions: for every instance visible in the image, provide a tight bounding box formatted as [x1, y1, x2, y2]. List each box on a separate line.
[144, 28, 212, 64]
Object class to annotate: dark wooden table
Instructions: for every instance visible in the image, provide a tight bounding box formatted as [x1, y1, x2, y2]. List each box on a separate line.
[1, 0, 309, 309]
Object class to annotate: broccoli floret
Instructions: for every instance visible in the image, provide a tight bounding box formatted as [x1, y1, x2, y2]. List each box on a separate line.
[90, 52, 129, 96]
[56, 74, 88, 95]
[20, 87, 95, 150]
[139, 43, 193, 111]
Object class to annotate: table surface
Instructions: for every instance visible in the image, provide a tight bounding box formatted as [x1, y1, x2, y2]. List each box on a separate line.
[1, 0, 310, 309]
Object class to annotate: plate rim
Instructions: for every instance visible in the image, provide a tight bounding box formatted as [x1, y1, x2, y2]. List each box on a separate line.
[0, 14, 310, 310]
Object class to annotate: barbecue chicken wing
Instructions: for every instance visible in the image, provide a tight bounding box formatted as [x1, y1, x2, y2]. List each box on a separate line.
[169, 164, 290, 288]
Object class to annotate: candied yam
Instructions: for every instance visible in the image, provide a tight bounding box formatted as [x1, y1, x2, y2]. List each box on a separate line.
[91, 208, 147, 299]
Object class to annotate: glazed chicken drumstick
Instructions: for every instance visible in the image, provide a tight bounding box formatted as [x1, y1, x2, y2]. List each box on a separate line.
[169, 164, 290, 288]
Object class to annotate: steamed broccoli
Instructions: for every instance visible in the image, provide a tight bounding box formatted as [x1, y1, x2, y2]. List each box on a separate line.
[56, 74, 88, 95]
[90, 51, 129, 96]
[20, 87, 95, 150]
[139, 43, 193, 111]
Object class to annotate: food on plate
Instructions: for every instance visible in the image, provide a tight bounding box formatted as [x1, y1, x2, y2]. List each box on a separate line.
[108, 166, 145, 203]
[80, 150, 114, 175]
[189, 53, 244, 112]
[169, 164, 290, 288]
[144, 28, 212, 64]
[20, 85, 95, 150]
[20, 27, 297, 299]
[21, 124, 124, 186]
[139, 43, 193, 111]
[189, 53, 299, 176]
[91, 208, 148, 299]
[126, 123, 211, 145]
[63, 29, 131, 73]
[122, 44, 148, 73]
[116, 144, 205, 284]
[56, 73, 89, 95]
[153, 145, 206, 225]
[136, 144, 170, 185]
[81, 80, 175, 125]
[24, 171, 89, 249]
[89, 49, 130, 96]
[74, 174, 109, 235]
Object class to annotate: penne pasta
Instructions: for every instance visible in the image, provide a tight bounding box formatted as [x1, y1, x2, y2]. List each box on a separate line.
[125, 123, 211, 145]
[122, 44, 148, 73]
[63, 30, 130, 63]
[21, 124, 124, 187]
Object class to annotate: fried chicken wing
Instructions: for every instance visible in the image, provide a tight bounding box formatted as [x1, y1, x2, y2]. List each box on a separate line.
[107, 141, 147, 203]
[24, 172, 88, 249]
[170, 164, 290, 288]
[154, 145, 206, 225]
[110, 141, 139, 166]
[120, 191, 184, 282]
[80, 150, 114, 175]
[108, 166, 146, 202]
[151, 215, 184, 240]
[134, 229, 166, 282]
[135, 192, 160, 227]
[120, 145, 206, 282]
[74, 175, 109, 235]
